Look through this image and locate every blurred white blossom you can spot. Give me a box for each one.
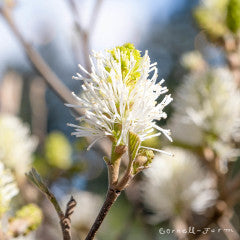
[67,43,172,151]
[181,51,206,72]
[13,234,35,240]
[0,114,38,176]
[142,147,218,222]
[169,68,240,170]
[0,162,19,217]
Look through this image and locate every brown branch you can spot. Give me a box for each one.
[106,159,121,188]
[67,0,103,72]
[68,0,91,72]
[186,191,239,240]
[85,144,131,240]
[85,188,121,240]
[217,215,240,240]
[116,156,134,191]
[171,217,188,240]
[88,0,104,35]
[227,171,240,194]
[85,141,137,240]
[65,196,77,219]
[0,5,111,156]
[0,7,82,117]
[26,169,76,240]
[186,152,239,239]
[109,145,127,187]
[61,196,77,240]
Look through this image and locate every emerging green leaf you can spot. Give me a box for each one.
[128,131,141,162]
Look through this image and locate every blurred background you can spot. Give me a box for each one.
[0,0,240,239]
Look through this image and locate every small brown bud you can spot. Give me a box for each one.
[134,155,148,166]
[115,145,127,155]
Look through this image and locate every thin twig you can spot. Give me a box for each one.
[68,0,91,72]
[67,0,103,72]
[88,0,103,35]
[0,7,81,116]
[217,215,240,240]
[61,196,77,240]
[0,5,111,156]
[85,134,140,239]
[227,171,240,193]
[171,217,188,240]
[108,145,127,187]
[84,147,126,239]
[85,188,121,240]
[26,168,77,240]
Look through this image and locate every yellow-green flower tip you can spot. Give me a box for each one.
[108,43,142,88]
[14,204,42,233]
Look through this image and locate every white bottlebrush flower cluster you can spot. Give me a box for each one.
[0,114,38,176]
[169,68,240,171]
[142,147,218,222]
[67,43,172,151]
[0,162,19,217]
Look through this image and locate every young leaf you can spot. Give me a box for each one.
[128,131,141,162]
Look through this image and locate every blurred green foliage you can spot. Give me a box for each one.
[194,0,240,40]
[45,131,72,170]
[9,203,42,236]
[33,131,87,181]
[226,0,240,33]
[194,0,228,39]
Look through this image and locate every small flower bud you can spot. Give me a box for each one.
[115,145,127,155]
[133,150,155,174]
[134,155,148,166]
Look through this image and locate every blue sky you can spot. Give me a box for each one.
[0,0,186,77]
